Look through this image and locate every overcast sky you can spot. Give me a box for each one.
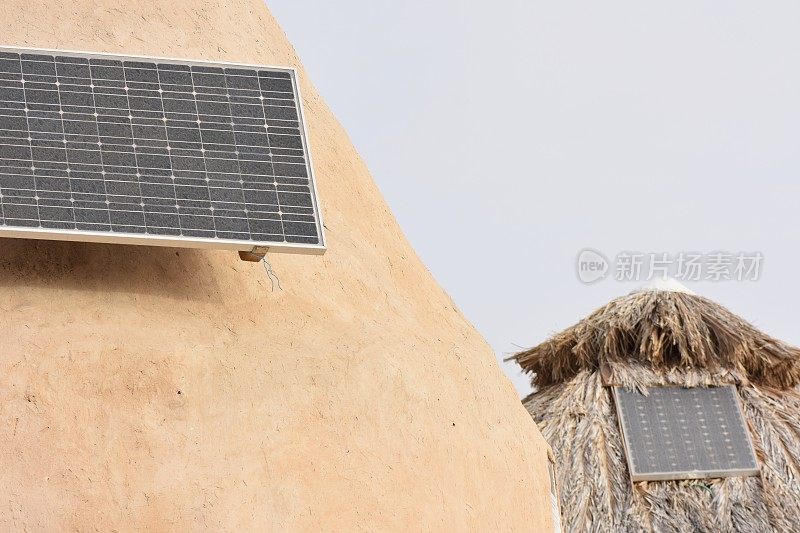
[269,1,800,396]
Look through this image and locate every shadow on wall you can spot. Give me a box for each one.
[0,238,224,302]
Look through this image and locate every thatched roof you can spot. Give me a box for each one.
[513,286,800,390]
[525,370,800,532]
[516,285,800,532]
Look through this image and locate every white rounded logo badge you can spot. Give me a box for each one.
[576,248,609,284]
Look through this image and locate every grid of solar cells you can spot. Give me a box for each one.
[0,50,320,247]
[613,386,759,481]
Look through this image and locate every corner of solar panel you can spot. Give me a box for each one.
[0,47,323,253]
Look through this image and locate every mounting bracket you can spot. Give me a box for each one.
[239,246,269,262]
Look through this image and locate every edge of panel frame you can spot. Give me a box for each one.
[0,224,325,254]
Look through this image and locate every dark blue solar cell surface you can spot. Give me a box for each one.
[0,49,321,248]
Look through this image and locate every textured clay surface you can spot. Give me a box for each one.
[0,1,553,530]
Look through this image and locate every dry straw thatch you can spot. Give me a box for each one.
[513,287,800,532]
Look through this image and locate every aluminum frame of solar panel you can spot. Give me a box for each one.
[612,385,759,482]
[0,46,325,254]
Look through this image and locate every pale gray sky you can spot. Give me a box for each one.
[269,1,800,396]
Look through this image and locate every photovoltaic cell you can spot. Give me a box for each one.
[613,385,759,481]
[0,47,324,253]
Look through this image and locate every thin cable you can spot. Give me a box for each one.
[262,255,282,292]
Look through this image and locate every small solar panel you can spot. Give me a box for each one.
[0,46,324,254]
[612,385,759,481]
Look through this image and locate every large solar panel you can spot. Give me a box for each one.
[0,47,324,254]
[612,385,759,481]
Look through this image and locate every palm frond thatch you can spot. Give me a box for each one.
[516,288,800,532]
[512,290,800,389]
[525,369,800,532]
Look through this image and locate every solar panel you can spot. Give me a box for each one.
[612,385,759,481]
[0,46,324,254]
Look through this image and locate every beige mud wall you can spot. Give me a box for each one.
[0,1,553,530]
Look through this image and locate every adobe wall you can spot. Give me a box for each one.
[0,1,554,530]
